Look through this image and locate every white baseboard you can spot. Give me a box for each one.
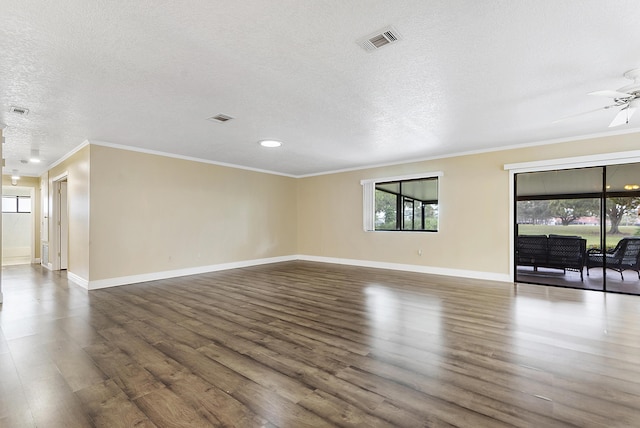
[87,255,298,290]
[67,271,89,289]
[1,258,32,266]
[71,254,509,291]
[296,255,512,283]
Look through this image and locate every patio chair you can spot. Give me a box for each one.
[586,237,640,280]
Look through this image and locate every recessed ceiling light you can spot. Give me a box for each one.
[30,148,41,163]
[259,140,282,148]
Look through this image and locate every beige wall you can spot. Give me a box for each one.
[2,175,41,261]
[88,145,298,281]
[297,132,640,277]
[29,131,638,286]
[48,145,91,280]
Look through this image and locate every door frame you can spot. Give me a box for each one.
[50,172,68,271]
[505,150,640,283]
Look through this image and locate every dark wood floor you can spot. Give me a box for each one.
[2,262,640,427]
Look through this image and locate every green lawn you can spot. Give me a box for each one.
[517,224,640,249]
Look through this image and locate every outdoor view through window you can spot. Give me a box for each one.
[515,163,640,294]
[375,177,438,231]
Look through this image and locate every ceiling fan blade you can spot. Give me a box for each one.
[552,105,616,123]
[588,90,632,99]
[608,107,636,127]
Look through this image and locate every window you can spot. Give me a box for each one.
[2,196,32,213]
[362,172,441,232]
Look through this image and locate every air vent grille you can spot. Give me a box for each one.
[9,106,29,115]
[358,26,402,52]
[208,114,234,123]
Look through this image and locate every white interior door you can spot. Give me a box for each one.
[59,181,68,270]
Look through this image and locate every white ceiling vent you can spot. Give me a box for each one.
[9,106,29,115]
[207,113,234,123]
[358,26,402,52]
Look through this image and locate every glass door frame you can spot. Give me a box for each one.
[506,151,640,295]
[513,166,606,291]
[512,161,640,295]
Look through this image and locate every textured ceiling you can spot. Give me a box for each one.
[2,1,640,178]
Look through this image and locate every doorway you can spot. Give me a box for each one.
[52,175,69,271]
[1,186,34,266]
[514,163,640,294]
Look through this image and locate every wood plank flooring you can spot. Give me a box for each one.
[2,261,640,427]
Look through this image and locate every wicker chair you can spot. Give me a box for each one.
[586,237,640,280]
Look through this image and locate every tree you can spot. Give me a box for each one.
[517,200,550,224]
[375,190,397,229]
[548,199,598,226]
[607,197,640,234]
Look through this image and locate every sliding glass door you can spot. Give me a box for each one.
[515,162,640,294]
[601,163,640,293]
[515,167,604,290]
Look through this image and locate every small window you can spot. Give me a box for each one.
[362,172,441,232]
[2,196,32,213]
